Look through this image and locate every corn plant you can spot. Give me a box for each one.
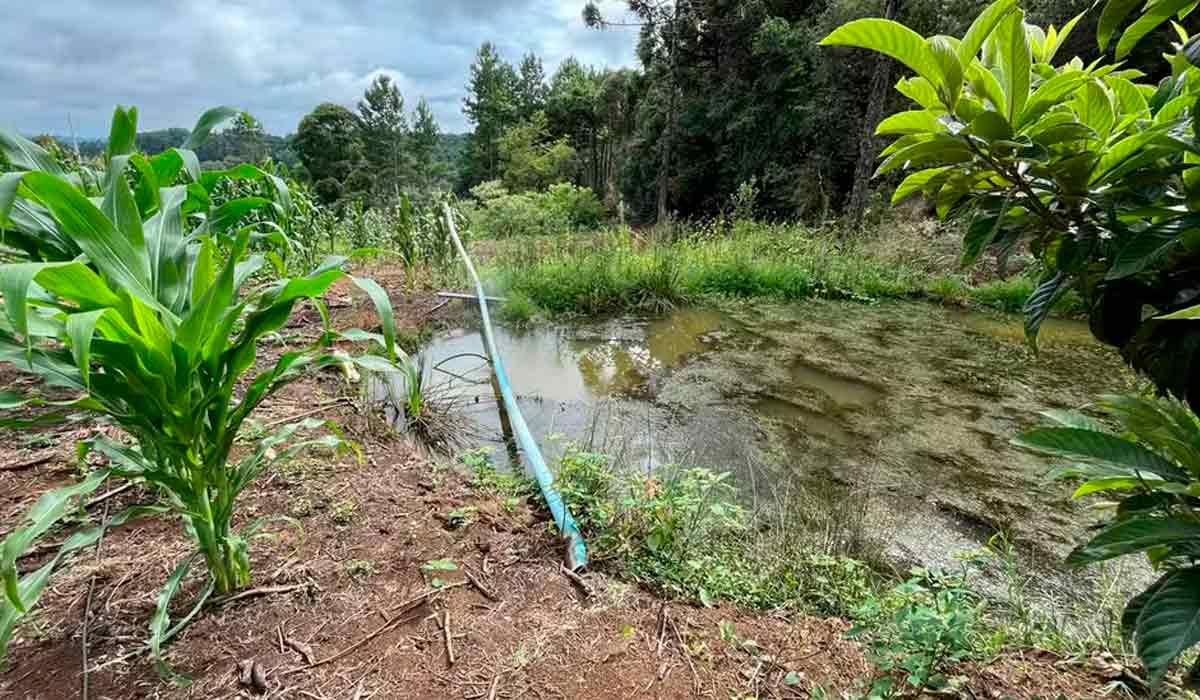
[821,0,1200,409]
[0,106,400,669]
[1016,395,1200,687]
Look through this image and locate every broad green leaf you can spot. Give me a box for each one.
[895,77,944,111]
[935,172,982,218]
[1069,517,1200,565]
[1135,568,1200,686]
[1,469,109,611]
[820,20,946,101]
[190,237,217,308]
[1027,23,1048,63]
[422,559,458,572]
[0,561,55,658]
[182,106,239,150]
[1160,304,1200,319]
[65,309,108,388]
[928,35,963,108]
[1099,0,1143,50]
[149,552,203,680]
[1031,122,1099,146]
[958,0,1018,67]
[1072,476,1162,498]
[996,9,1032,122]
[1106,216,1199,279]
[1116,0,1196,60]
[1015,427,1188,481]
[961,210,1005,266]
[19,172,156,307]
[101,156,147,253]
[34,261,122,309]
[875,136,973,176]
[0,263,43,342]
[876,110,946,136]
[0,172,22,226]
[968,111,1014,141]
[144,186,187,307]
[1022,271,1065,348]
[350,276,396,360]
[1045,12,1086,65]
[1108,77,1150,116]
[209,197,271,234]
[1092,127,1172,185]
[106,106,138,159]
[967,61,1007,112]
[352,354,402,373]
[892,166,953,203]
[1072,80,1116,138]
[0,338,85,390]
[0,128,64,177]
[1020,72,1091,127]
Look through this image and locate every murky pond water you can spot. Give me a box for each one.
[387,299,1146,610]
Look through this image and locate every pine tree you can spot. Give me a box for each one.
[516,53,548,120]
[358,74,410,203]
[411,97,442,195]
[463,42,519,184]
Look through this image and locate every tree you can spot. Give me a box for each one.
[294,103,362,204]
[358,74,410,203]
[463,42,519,185]
[225,112,267,163]
[844,0,902,236]
[585,0,683,223]
[546,58,603,191]
[411,97,443,195]
[497,112,577,191]
[516,53,549,120]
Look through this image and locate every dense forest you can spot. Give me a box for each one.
[450,0,1176,225]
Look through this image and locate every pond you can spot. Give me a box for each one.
[379,299,1146,612]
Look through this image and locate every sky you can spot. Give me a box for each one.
[3,0,639,138]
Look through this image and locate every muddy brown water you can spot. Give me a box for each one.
[377,300,1148,616]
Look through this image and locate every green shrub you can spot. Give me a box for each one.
[850,569,982,697]
[822,0,1200,403]
[1016,394,1200,686]
[545,182,604,229]
[468,180,606,238]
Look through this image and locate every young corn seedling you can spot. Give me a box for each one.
[0,106,401,673]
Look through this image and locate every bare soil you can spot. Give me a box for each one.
[0,265,1128,699]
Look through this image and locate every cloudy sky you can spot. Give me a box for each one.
[3,0,639,138]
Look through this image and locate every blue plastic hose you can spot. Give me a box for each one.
[442,206,588,570]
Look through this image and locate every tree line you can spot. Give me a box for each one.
[457,0,1175,226]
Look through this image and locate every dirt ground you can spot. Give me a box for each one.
[0,265,1131,699]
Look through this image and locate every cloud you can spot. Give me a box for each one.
[2,0,638,138]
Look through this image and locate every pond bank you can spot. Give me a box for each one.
[407,297,1146,633]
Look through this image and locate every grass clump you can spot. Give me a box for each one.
[485,222,937,316]
[482,221,1091,322]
